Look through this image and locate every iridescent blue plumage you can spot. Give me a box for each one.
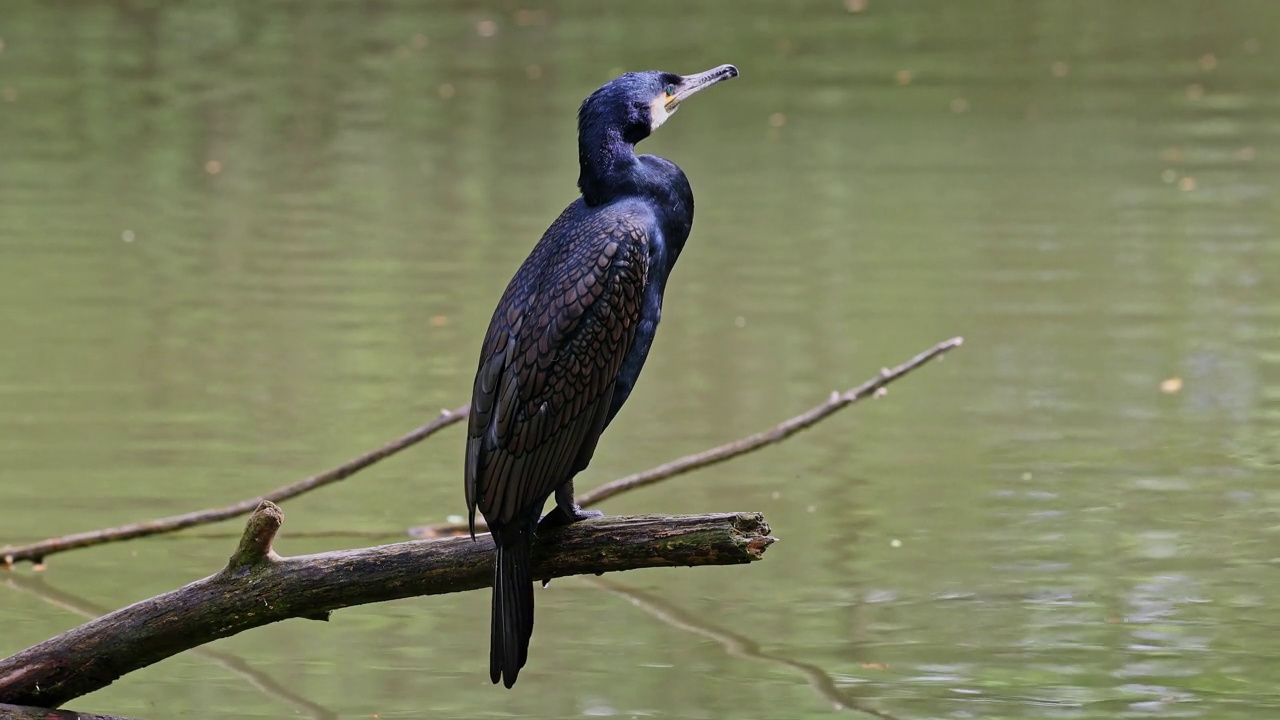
[463,64,738,688]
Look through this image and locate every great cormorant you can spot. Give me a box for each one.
[464,64,739,688]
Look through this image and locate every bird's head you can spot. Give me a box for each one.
[578,64,739,147]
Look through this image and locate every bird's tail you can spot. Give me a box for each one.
[490,530,534,688]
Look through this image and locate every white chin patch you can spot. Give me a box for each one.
[650,96,677,132]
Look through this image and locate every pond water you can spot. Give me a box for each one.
[3,1,1279,718]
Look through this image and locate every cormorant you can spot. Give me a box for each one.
[463,64,739,688]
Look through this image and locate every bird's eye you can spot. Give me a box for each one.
[664,84,676,96]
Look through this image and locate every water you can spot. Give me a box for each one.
[3,1,1279,717]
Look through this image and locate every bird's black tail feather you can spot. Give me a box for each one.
[490,531,534,688]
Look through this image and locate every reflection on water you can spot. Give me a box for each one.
[2,1,1279,718]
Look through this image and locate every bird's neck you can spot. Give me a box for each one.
[577,128,640,206]
[577,128,695,277]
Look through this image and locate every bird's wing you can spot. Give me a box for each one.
[466,210,650,531]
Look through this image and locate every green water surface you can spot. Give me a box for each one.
[2,1,1279,718]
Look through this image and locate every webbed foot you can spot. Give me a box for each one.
[537,505,603,534]
[538,504,603,588]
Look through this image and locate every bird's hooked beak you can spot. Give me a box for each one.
[664,64,739,111]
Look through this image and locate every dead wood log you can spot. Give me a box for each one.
[0,502,774,709]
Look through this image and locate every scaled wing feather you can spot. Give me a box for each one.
[465,207,651,528]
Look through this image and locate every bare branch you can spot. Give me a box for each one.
[3,572,337,720]
[579,336,964,507]
[1,335,962,563]
[410,336,964,537]
[0,502,774,708]
[0,406,468,567]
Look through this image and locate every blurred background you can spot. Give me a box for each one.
[2,1,1278,718]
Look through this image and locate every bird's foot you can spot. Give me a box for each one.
[537,505,603,534]
[538,503,602,587]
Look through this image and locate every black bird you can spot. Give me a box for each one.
[464,64,739,688]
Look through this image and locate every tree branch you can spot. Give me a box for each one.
[1,336,962,566]
[0,502,774,709]
[578,336,963,507]
[410,336,965,537]
[3,572,338,720]
[0,406,467,567]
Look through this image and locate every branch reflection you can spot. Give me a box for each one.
[588,578,902,720]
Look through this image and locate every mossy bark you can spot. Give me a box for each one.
[0,502,774,709]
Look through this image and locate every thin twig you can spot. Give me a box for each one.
[2,335,963,562]
[589,578,903,720]
[162,529,402,541]
[579,336,963,506]
[0,405,468,567]
[410,336,964,537]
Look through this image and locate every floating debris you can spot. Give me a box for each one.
[514,9,548,26]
